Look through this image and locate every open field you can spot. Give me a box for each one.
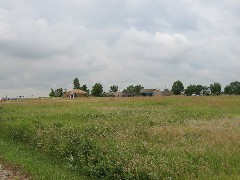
[0,96,240,179]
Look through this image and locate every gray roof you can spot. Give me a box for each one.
[140,89,157,93]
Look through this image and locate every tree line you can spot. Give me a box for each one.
[172,80,240,96]
[49,78,240,97]
[49,78,144,97]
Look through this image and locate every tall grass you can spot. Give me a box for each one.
[0,96,240,179]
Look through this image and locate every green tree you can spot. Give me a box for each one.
[210,82,221,95]
[91,83,103,97]
[134,85,144,95]
[224,81,240,95]
[123,85,144,95]
[55,88,63,97]
[123,85,134,93]
[196,85,204,95]
[202,86,211,96]
[81,84,89,94]
[230,81,240,94]
[172,80,184,95]
[224,85,232,94]
[109,85,118,92]
[184,85,197,96]
[73,78,80,89]
[49,88,55,97]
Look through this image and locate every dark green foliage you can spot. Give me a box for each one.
[195,85,203,95]
[224,81,240,95]
[172,80,184,95]
[49,88,64,97]
[81,84,90,94]
[184,84,204,96]
[73,78,89,93]
[210,82,221,95]
[185,85,197,96]
[224,85,232,94]
[109,85,118,92]
[49,88,55,97]
[202,86,211,96]
[134,85,144,95]
[123,85,134,93]
[230,81,240,94]
[91,83,103,97]
[122,85,144,95]
[73,78,81,89]
[55,88,64,97]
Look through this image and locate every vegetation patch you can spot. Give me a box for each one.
[0,96,240,179]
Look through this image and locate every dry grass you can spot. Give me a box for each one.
[0,96,240,179]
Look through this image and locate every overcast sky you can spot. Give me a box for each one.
[0,0,239,97]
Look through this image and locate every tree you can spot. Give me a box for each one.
[49,88,64,97]
[210,82,221,95]
[224,81,240,95]
[230,81,240,94]
[184,84,204,96]
[172,80,184,95]
[196,85,204,95]
[184,85,197,96]
[109,85,118,92]
[55,88,63,97]
[224,85,232,95]
[49,88,55,97]
[91,83,103,97]
[202,86,211,96]
[122,85,144,95]
[123,85,134,93]
[81,84,89,94]
[73,78,80,89]
[134,85,144,95]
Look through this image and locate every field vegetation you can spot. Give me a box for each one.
[0,96,240,179]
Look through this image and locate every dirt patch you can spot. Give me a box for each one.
[0,159,32,180]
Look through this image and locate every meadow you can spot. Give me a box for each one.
[0,96,240,179]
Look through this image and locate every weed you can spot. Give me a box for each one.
[0,96,240,179]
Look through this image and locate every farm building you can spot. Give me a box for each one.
[140,89,173,96]
[63,89,88,98]
[140,89,156,96]
[107,89,172,97]
[107,92,136,97]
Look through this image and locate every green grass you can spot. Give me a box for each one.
[0,134,90,179]
[0,96,240,179]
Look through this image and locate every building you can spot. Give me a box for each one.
[140,89,156,96]
[107,88,173,98]
[63,89,88,98]
[140,89,173,96]
[107,92,136,97]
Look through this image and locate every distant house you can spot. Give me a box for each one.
[107,92,136,97]
[107,88,172,98]
[140,89,173,96]
[140,89,156,96]
[63,89,88,98]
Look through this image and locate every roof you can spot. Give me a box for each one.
[63,89,87,97]
[140,89,157,93]
[70,89,87,94]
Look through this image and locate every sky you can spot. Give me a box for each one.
[0,0,239,98]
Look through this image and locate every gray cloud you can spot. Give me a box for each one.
[0,0,240,97]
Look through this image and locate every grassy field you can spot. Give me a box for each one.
[0,96,240,179]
